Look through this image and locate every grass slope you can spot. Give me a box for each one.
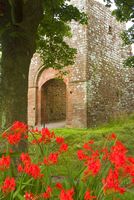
[53,114,134,154]
[50,114,134,199]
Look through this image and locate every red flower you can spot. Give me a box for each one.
[77,150,87,160]
[31,128,55,144]
[59,143,68,152]
[83,143,92,151]
[55,182,63,190]
[132,178,134,183]
[128,157,134,164]
[2,177,16,193]
[88,140,94,144]
[40,128,55,143]
[109,141,127,168]
[48,153,59,164]
[17,164,23,172]
[56,137,64,144]
[2,121,28,145]
[24,163,43,179]
[84,190,96,200]
[7,132,21,145]
[9,148,13,153]
[42,186,52,199]
[24,192,34,200]
[43,157,49,165]
[20,153,43,179]
[85,157,101,176]
[102,168,125,194]
[20,153,31,165]
[0,155,10,171]
[59,188,74,200]
[11,121,27,132]
[124,162,134,177]
[108,133,117,140]
[44,153,59,165]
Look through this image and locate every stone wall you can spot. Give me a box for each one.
[86,0,134,126]
[28,0,134,128]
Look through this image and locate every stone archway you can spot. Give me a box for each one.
[28,59,87,128]
[41,79,66,125]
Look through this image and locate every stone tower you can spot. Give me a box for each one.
[28,0,134,128]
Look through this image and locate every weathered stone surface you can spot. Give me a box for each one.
[28,0,134,128]
[41,79,66,124]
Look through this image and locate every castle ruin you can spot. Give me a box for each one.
[28,0,134,128]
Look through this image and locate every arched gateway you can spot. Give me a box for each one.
[28,64,69,127]
[41,79,66,125]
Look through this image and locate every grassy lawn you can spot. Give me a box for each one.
[52,114,134,173]
[29,114,134,199]
[50,114,134,199]
[53,114,134,153]
[54,114,134,140]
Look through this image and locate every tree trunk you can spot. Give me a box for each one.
[1,46,30,128]
[0,31,34,151]
[0,0,43,128]
[0,0,43,152]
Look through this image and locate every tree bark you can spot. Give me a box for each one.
[0,0,43,132]
[0,27,35,152]
[0,36,32,128]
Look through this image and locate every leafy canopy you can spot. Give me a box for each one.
[0,0,87,70]
[37,1,87,69]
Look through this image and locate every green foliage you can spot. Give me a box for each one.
[0,0,87,70]
[121,25,134,46]
[124,56,134,67]
[104,0,133,22]
[37,0,87,69]
[104,0,134,67]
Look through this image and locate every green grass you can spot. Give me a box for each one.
[53,113,134,155]
[49,114,134,199]
[30,114,134,177]
[29,114,134,199]
[44,114,134,176]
